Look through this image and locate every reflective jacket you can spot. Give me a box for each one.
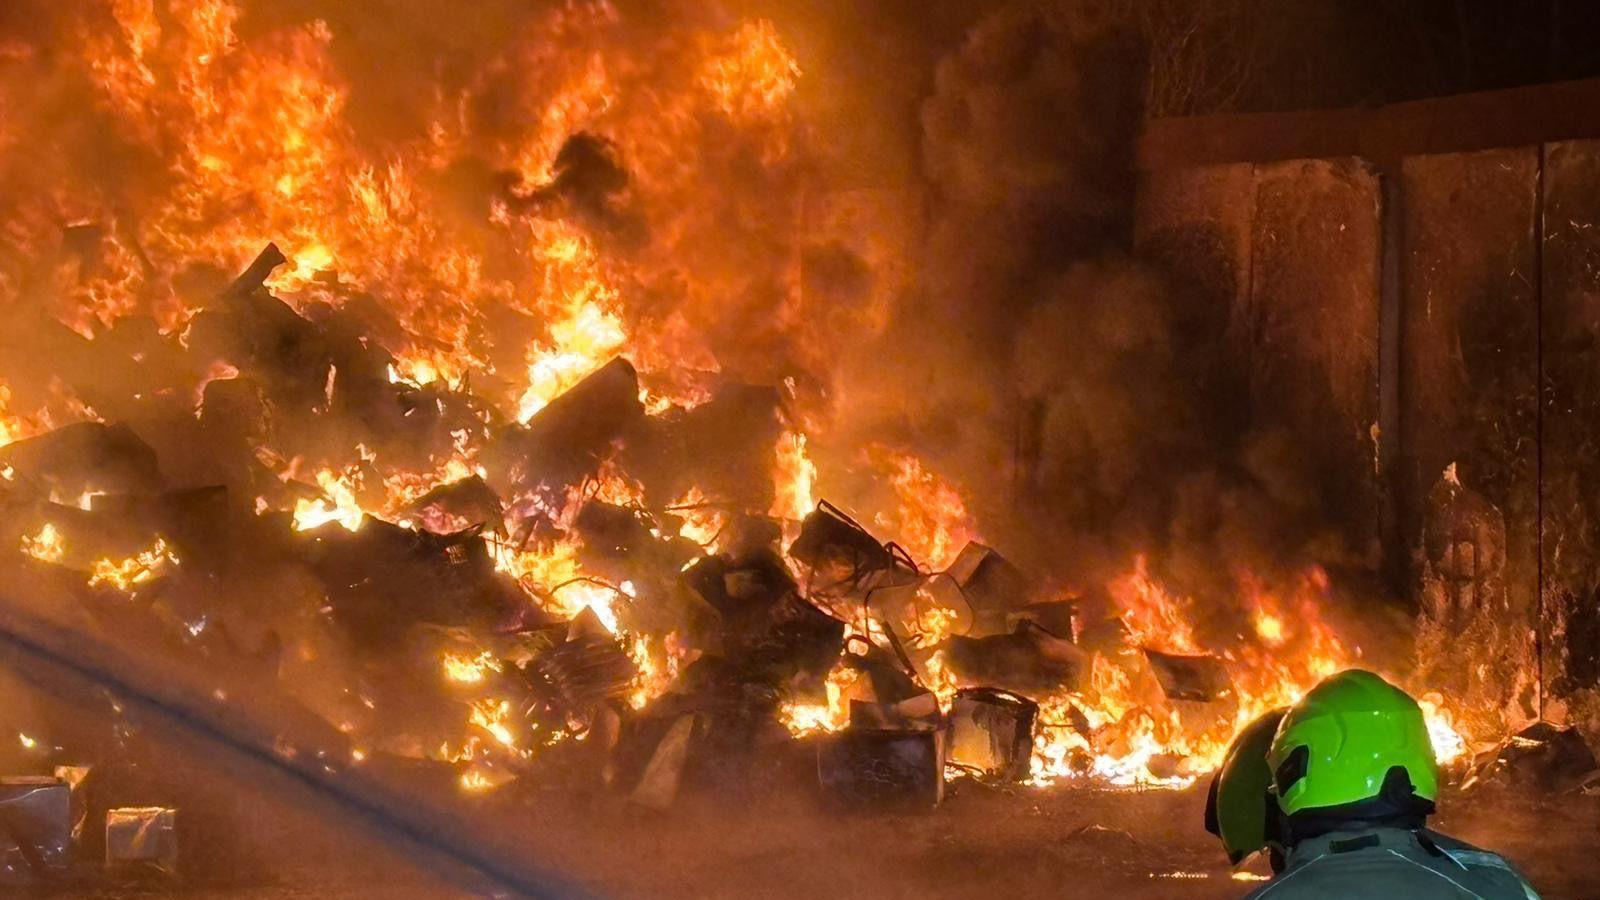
[1242,827,1540,900]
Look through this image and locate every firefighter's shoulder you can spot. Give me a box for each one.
[1421,830,1542,900]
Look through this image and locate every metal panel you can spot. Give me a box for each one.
[1401,147,1541,726]
[1247,158,1383,555]
[1541,141,1600,701]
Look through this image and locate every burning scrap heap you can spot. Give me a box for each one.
[0,247,1475,849]
[0,0,1554,888]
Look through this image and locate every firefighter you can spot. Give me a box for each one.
[1239,669,1540,899]
[1204,706,1289,872]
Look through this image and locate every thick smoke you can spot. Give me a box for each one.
[833,3,1162,562]
[817,1,1378,634]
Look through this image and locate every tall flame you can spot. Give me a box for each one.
[0,0,1479,796]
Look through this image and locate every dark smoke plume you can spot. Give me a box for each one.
[815,1,1375,633]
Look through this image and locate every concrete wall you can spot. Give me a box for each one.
[1136,135,1600,713]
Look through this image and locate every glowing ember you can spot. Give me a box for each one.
[627,631,691,711]
[493,536,624,632]
[20,524,66,565]
[779,662,860,736]
[0,384,23,449]
[442,651,502,685]
[384,453,489,522]
[88,538,179,591]
[293,467,366,532]
[469,699,517,750]
[0,381,80,451]
[671,486,727,549]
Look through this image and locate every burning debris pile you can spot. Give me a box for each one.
[0,0,1564,890]
[0,244,1485,885]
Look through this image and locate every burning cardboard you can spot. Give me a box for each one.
[1005,600,1075,640]
[573,501,698,584]
[519,608,638,715]
[188,245,341,413]
[622,383,784,509]
[301,517,522,647]
[574,502,658,561]
[0,422,163,498]
[406,476,504,534]
[682,550,795,629]
[489,358,644,492]
[752,594,847,691]
[222,242,288,300]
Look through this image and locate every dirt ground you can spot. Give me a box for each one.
[32,780,1595,899]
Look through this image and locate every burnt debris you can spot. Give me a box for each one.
[0,232,1527,897]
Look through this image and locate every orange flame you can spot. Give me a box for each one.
[88,538,178,591]
[0,0,1479,793]
[700,20,802,121]
[20,524,66,565]
[770,431,817,524]
[869,447,978,571]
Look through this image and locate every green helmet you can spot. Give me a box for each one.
[1269,669,1438,820]
[1205,707,1287,865]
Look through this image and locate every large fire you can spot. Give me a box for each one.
[0,0,1473,810]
